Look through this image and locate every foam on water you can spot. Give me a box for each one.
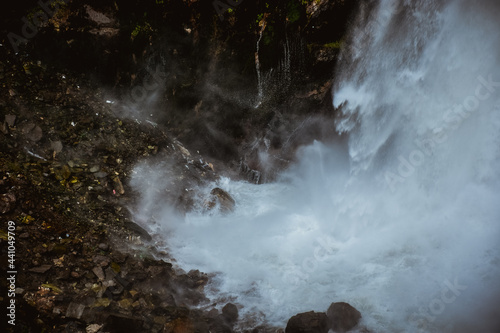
[132,0,500,331]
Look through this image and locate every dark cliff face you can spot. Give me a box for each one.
[2,1,359,179]
[2,1,358,83]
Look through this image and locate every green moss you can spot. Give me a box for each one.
[323,40,343,49]
[256,13,264,24]
[131,22,153,39]
[286,0,301,24]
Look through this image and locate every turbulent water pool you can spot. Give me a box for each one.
[133,1,500,332]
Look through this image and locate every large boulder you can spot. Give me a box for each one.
[285,311,329,333]
[326,302,361,332]
[205,188,236,213]
[222,303,239,324]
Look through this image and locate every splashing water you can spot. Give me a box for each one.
[133,1,500,331]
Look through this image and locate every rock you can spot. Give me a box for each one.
[51,140,63,153]
[207,308,219,318]
[93,255,111,267]
[285,311,329,333]
[93,266,106,281]
[28,264,53,273]
[206,188,236,213]
[25,288,57,315]
[102,314,145,333]
[209,318,232,333]
[124,221,152,241]
[0,193,16,214]
[326,302,361,332]
[222,303,239,323]
[0,121,8,134]
[163,317,195,333]
[66,302,86,319]
[176,143,191,157]
[112,176,125,195]
[98,243,109,251]
[118,298,133,310]
[86,324,103,333]
[94,171,108,178]
[21,122,43,142]
[5,114,16,126]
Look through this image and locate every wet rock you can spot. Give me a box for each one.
[208,318,232,333]
[0,192,16,214]
[207,308,219,318]
[124,220,152,241]
[102,314,145,333]
[163,317,195,333]
[93,266,105,281]
[112,176,125,195]
[206,188,236,213]
[222,303,239,324]
[5,114,16,126]
[93,255,111,267]
[24,288,56,315]
[118,298,133,310]
[86,324,103,333]
[66,302,86,319]
[285,311,329,333]
[0,121,8,134]
[54,165,72,181]
[21,122,43,142]
[28,264,53,273]
[51,140,63,153]
[110,251,128,263]
[326,302,361,332]
[94,171,108,178]
[98,243,109,251]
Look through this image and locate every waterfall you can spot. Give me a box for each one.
[254,16,267,108]
[133,1,500,331]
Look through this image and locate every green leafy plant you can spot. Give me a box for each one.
[131,22,153,39]
[324,40,343,49]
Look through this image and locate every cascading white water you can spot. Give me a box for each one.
[254,18,267,108]
[132,1,500,332]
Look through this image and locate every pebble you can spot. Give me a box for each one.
[98,243,109,251]
[5,114,16,126]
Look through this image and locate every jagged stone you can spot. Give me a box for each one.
[124,220,152,241]
[205,188,236,213]
[285,311,329,333]
[102,314,145,333]
[222,303,239,323]
[66,302,86,319]
[326,302,362,332]
[5,114,16,126]
[28,265,53,274]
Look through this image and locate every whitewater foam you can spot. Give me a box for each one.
[132,0,500,331]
